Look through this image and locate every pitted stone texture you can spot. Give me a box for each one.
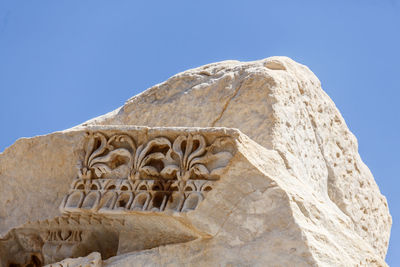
[83,57,391,258]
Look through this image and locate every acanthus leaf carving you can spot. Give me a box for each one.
[161,134,234,182]
[70,130,235,214]
[130,137,171,180]
[79,133,135,179]
[78,132,234,181]
[79,133,176,180]
[162,134,207,181]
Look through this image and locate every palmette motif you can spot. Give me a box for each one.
[78,131,232,182]
[78,133,172,180]
[162,135,233,179]
[62,131,235,213]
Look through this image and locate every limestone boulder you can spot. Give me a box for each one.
[84,56,391,259]
[0,57,391,266]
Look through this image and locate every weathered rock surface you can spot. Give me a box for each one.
[45,252,102,267]
[0,57,391,266]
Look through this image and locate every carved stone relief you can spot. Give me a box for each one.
[0,129,235,266]
[0,211,201,266]
[0,214,122,266]
[60,131,234,214]
[0,57,392,266]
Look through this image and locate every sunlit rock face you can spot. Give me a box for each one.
[0,57,391,266]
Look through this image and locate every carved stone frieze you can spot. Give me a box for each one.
[0,128,236,266]
[78,132,233,181]
[60,131,235,214]
[0,211,201,266]
[61,178,214,213]
[0,214,123,266]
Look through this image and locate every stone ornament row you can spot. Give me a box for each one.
[61,131,234,214]
[60,178,214,213]
[78,132,234,183]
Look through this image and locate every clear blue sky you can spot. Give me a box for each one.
[0,0,399,264]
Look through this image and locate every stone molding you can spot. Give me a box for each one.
[60,129,235,214]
